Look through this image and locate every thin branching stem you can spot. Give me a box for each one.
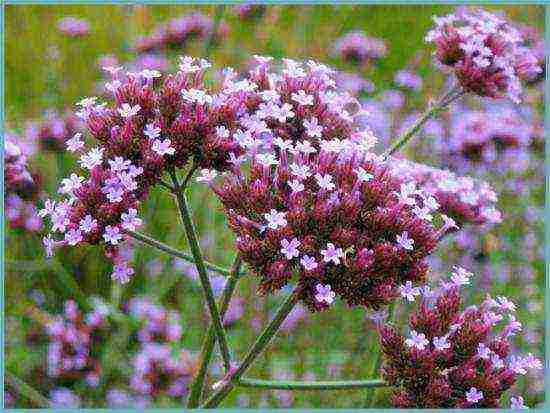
[382,85,463,160]
[201,287,301,408]
[170,171,232,372]
[124,229,232,277]
[238,378,388,390]
[187,255,243,408]
[5,371,50,408]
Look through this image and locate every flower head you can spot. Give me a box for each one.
[379,270,540,408]
[426,8,541,103]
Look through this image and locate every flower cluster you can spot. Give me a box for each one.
[390,159,502,228]
[425,8,541,103]
[332,31,388,65]
[57,17,90,37]
[127,297,183,343]
[441,100,541,175]
[379,271,542,408]
[134,13,229,54]
[216,150,447,312]
[40,57,254,280]
[5,135,43,232]
[130,343,197,400]
[205,57,457,312]
[24,110,84,153]
[50,388,81,408]
[125,297,196,400]
[394,70,423,92]
[45,300,109,387]
[336,72,375,95]
[5,135,39,199]
[232,4,267,20]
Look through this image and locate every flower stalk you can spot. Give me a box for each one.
[124,229,232,277]
[187,255,242,408]
[382,85,463,160]
[201,286,301,408]
[237,378,387,390]
[170,171,232,372]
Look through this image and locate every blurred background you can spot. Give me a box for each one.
[4,4,545,408]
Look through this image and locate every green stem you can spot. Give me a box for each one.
[238,378,387,390]
[201,287,301,408]
[170,172,232,372]
[5,371,50,407]
[382,86,462,160]
[364,303,398,408]
[187,255,242,408]
[124,229,232,277]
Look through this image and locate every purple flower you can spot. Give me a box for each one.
[399,281,420,302]
[300,255,318,271]
[66,133,85,152]
[510,396,528,409]
[314,283,336,305]
[396,231,414,250]
[264,209,287,230]
[103,225,122,245]
[320,243,344,265]
[121,208,142,231]
[465,387,483,404]
[50,388,81,407]
[405,330,429,350]
[432,335,451,351]
[151,138,175,156]
[280,238,301,260]
[57,17,89,37]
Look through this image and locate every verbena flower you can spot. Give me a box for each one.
[390,159,502,228]
[335,72,375,96]
[50,388,81,408]
[394,70,423,92]
[130,342,196,400]
[41,56,253,279]
[332,31,388,65]
[57,17,90,37]
[208,57,457,311]
[4,135,43,232]
[379,272,542,408]
[45,300,108,386]
[127,297,183,344]
[426,8,541,103]
[134,13,229,54]
[24,110,84,153]
[232,4,267,20]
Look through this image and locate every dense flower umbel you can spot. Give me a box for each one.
[130,343,197,400]
[214,145,448,312]
[379,272,542,408]
[332,31,388,65]
[134,13,229,54]
[57,17,90,37]
[390,159,502,228]
[45,300,109,387]
[40,57,255,280]
[425,8,541,103]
